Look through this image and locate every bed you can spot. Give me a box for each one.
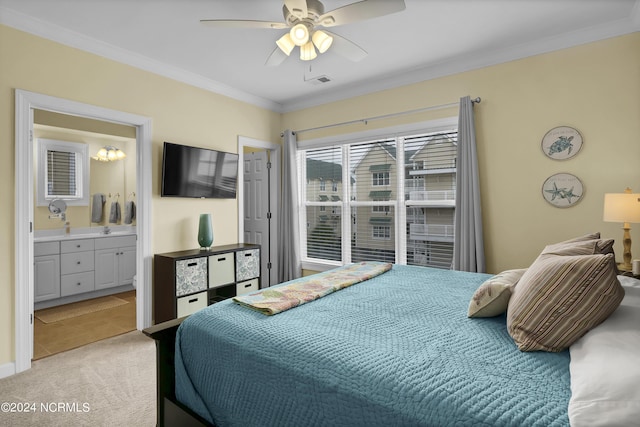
[144,236,640,427]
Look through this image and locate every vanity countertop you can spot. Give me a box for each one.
[34,226,136,242]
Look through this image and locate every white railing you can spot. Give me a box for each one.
[408,190,455,201]
[409,223,454,241]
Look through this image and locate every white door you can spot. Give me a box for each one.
[243,151,272,287]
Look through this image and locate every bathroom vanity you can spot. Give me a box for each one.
[34,228,136,309]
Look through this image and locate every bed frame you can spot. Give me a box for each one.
[143,318,213,427]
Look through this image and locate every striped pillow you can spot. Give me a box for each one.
[507,253,624,352]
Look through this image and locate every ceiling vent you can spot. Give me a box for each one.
[306,75,332,85]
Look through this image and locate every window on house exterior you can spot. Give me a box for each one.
[372,172,390,186]
[332,181,338,192]
[372,225,391,240]
[319,179,326,191]
[299,122,457,269]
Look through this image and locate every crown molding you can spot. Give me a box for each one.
[0,6,285,113]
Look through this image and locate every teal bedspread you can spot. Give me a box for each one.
[175,265,570,426]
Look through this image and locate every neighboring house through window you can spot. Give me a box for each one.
[298,118,458,270]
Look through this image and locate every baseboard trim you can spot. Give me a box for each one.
[0,361,16,379]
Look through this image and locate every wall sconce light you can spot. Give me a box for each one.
[93,146,126,162]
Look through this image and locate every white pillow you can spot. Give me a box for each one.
[568,275,640,426]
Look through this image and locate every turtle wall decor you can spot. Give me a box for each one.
[541,126,583,160]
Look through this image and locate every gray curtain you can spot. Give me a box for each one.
[453,96,486,273]
[278,130,302,282]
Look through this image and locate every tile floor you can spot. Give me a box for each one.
[33,291,136,360]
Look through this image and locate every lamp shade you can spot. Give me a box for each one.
[289,23,309,46]
[312,30,333,53]
[276,33,295,55]
[603,192,640,223]
[300,41,317,61]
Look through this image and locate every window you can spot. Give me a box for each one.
[299,123,457,269]
[372,172,390,186]
[372,225,390,239]
[319,179,326,191]
[332,181,338,192]
[36,138,89,206]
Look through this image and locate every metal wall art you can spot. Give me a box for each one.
[541,126,583,160]
[542,173,584,208]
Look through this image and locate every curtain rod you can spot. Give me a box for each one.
[284,97,481,136]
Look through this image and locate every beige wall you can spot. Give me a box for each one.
[285,33,640,275]
[0,25,281,367]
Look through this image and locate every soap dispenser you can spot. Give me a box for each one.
[65,221,71,235]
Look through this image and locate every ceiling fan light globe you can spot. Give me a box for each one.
[276,33,295,55]
[300,41,317,61]
[312,30,333,53]
[290,23,309,46]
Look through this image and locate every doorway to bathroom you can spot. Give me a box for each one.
[14,89,152,373]
[31,111,139,359]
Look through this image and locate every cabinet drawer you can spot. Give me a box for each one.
[95,235,136,250]
[61,251,95,275]
[209,253,235,288]
[61,239,95,253]
[177,291,208,318]
[236,278,259,296]
[236,249,260,281]
[35,241,59,256]
[175,257,208,296]
[61,271,95,296]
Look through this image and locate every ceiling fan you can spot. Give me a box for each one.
[201,0,406,66]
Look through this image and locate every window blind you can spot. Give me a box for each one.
[47,150,77,197]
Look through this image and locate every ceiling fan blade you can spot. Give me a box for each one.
[325,31,367,62]
[318,0,406,27]
[284,0,308,20]
[265,47,289,67]
[200,19,288,30]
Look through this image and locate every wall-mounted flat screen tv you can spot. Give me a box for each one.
[161,141,238,199]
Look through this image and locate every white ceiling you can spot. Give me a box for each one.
[1,0,639,112]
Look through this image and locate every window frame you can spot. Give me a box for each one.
[297,117,458,272]
[36,138,89,206]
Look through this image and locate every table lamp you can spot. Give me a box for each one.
[603,187,640,271]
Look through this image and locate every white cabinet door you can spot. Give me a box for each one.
[94,248,118,290]
[96,246,136,290]
[34,255,60,302]
[119,246,137,286]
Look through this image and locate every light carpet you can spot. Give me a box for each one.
[0,330,156,426]
[35,296,130,323]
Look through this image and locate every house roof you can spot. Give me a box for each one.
[307,158,343,182]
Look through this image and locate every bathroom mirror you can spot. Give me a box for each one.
[47,199,67,215]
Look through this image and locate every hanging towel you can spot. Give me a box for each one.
[109,201,121,224]
[91,193,106,223]
[124,201,136,225]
